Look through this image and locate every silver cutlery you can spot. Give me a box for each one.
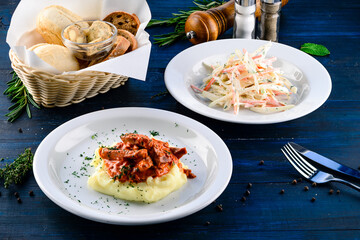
[281,143,360,191]
[288,142,360,181]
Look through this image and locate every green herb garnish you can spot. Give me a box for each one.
[300,43,330,56]
[149,130,160,136]
[0,148,33,188]
[147,0,224,46]
[4,71,40,122]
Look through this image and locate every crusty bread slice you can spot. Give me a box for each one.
[88,36,130,66]
[103,36,130,61]
[117,29,138,52]
[103,11,140,36]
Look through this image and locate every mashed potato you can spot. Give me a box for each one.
[88,148,188,203]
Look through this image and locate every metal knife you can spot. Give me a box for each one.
[289,142,360,181]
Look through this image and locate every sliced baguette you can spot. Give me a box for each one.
[103,36,130,61]
[88,35,131,66]
[103,11,140,36]
[117,29,138,52]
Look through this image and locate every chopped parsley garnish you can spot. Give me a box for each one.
[72,171,80,178]
[149,130,160,136]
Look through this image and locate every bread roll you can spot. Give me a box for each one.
[36,5,89,45]
[29,43,79,72]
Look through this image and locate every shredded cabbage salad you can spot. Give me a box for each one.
[191,43,297,114]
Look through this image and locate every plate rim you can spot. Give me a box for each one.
[33,107,233,225]
[164,39,332,124]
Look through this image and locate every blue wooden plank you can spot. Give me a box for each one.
[0,0,360,238]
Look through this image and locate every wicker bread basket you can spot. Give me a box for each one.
[9,50,128,108]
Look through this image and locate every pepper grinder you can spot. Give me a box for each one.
[233,0,256,39]
[185,0,235,45]
[259,0,282,42]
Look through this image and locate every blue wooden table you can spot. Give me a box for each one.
[1,0,360,239]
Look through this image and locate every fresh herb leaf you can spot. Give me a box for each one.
[300,43,330,56]
[149,130,160,136]
[147,0,224,46]
[0,148,34,188]
[4,71,40,122]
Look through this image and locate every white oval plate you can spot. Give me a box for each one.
[165,39,332,124]
[33,108,232,225]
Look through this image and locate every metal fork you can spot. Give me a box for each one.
[281,143,360,191]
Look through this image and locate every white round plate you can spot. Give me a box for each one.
[33,107,232,225]
[164,39,332,124]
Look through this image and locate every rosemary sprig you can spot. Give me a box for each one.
[148,0,224,46]
[0,148,34,188]
[3,71,40,122]
[151,90,169,99]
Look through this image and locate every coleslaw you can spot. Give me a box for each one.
[191,43,297,114]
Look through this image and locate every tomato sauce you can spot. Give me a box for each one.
[99,133,196,183]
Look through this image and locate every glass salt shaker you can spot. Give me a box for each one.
[259,0,282,42]
[233,0,256,39]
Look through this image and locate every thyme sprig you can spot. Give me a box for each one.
[0,148,34,188]
[147,0,224,46]
[4,71,40,122]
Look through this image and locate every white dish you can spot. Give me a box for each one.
[164,39,332,124]
[33,107,232,225]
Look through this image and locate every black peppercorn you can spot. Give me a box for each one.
[329,189,334,195]
[292,179,297,185]
[280,189,285,194]
[259,160,264,165]
[29,190,34,196]
[241,196,246,202]
[298,178,303,183]
[14,192,19,198]
[304,186,309,191]
[311,197,316,202]
[247,183,252,188]
[312,182,317,187]
[336,190,340,194]
[204,221,211,226]
[17,198,22,203]
[18,128,23,133]
[245,190,250,196]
